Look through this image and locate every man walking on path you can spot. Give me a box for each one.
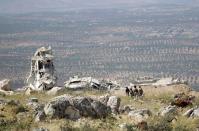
[133,85,139,100]
[125,87,130,96]
[138,86,144,98]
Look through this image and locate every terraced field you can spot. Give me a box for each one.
[0,5,199,89]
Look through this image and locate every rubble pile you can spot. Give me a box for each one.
[64,76,120,90]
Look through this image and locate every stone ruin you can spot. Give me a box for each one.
[27,46,57,91]
[64,76,120,90]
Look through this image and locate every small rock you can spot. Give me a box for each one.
[24,87,35,95]
[0,99,7,106]
[35,111,46,122]
[0,79,11,91]
[27,102,44,112]
[128,109,151,123]
[190,107,199,118]
[120,105,134,114]
[44,95,72,118]
[107,96,121,114]
[183,107,195,117]
[160,105,177,117]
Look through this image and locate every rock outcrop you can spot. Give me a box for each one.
[44,95,111,120]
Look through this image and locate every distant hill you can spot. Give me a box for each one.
[0,0,199,14]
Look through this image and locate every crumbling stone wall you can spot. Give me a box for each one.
[27,46,57,91]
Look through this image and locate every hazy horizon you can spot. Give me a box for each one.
[1,0,199,14]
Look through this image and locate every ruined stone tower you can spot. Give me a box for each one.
[27,46,57,91]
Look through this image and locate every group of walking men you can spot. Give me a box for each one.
[125,85,144,99]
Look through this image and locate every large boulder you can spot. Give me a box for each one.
[73,97,111,118]
[0,79,11,91]
[128,109,151,123]
[64,105,80,120]
[91,100,111,118]
[107,96,121,114]
[44,95,111,120]
[73,97,96,117]
[44,95,72,119]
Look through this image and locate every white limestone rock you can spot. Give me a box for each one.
[107,96,121,114]
[27,46,57,91]
[128,109,151,123]
[0,79,11,91]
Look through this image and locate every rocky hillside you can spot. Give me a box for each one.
[0,83,199,131]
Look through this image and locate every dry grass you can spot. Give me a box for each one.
[0,84,198,131]
[172,116,199,131]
